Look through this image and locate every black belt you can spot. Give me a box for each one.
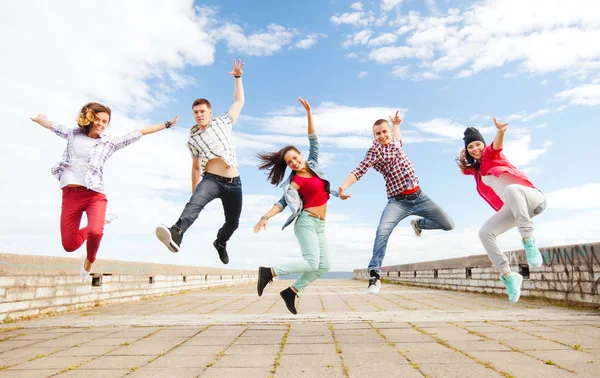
[391,188,422,201]
[203,172,240,183]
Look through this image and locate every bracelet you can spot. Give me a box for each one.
[261,215,269,220]
[164,120,172,129]
[234,75,241,78]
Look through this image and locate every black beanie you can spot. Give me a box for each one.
[463,127,485,149]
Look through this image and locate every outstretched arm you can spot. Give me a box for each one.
[253,205,283,233]
[298,98,315,135]
[389,110,402,139]
[139,115,179,136]
[30,114,56,129]
[492,117,507,150]
[338,173,357,200]
[227,59,245,123]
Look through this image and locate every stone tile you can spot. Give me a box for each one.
[282,343,337,355]
[199,367,272,377]
[419,363,504,378]
[61,369,129,378]
[278,354,341,367]
[275,366,346,377]
[166,345,224,356]
[83,355,150,369]
[6,356,88,370]
[128,367,205,378]
[146,355,214,368]
[225,344,280,355]
[342,351,409,366]
[51,345,115,357]
[212,354,276,368]
[347,365,423,378]
[0,370,60,378]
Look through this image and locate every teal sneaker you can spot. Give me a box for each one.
[522,238,543,267]
[500,272,523,303]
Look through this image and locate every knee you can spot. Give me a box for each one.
[87,230,103,241]
[62,241,79,252]
[319,261,331,274]
[478,226,492,241]
[306,258,320,272]
[505,185,520,199]
[443,219,455,231]
[228,219,240,230]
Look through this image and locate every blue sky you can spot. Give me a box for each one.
[1,0,599,272]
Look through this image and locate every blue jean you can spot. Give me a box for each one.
[368,191,454,275]
[273,212,330,294]
[175,173,242,246]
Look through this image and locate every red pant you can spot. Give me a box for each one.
[60,187,107,263]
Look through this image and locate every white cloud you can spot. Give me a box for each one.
[291,33,327,50]
[351,2,364,11]
[367,32,399,47]
[342,30,373,48]
[392,65,410,78]
[358,71,368,79]
[504,105,566,122]
[412,118,467,139]
[545,183,600,210]
[541,79,549,85]
[555,84,600,106]
[331,11,375,27]
[381,0,403,12]
[216,23,298,56]
[425,0,440,15]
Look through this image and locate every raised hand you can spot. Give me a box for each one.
[253,218,268,233]
[228,59,244,77]
[30,114,48,124]
[493,117,508,132]
[389,110,402,126]
[298,97,311,112]
[169,115,179,127]
[338,186,352,200]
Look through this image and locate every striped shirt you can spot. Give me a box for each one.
[351,137,419,198]
[187,113,238,170]
[50,124,142,192]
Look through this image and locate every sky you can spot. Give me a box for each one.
[1,0,599,273]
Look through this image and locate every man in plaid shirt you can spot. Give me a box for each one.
[156,60,245,265]
[338,112,454,294]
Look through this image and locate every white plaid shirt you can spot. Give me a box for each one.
[351,137,419,198]
[50,124,142,192]
[187,113,238,170]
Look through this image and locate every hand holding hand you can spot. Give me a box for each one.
[338,186,351,200]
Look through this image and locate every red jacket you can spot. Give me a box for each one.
[463,144,535,211]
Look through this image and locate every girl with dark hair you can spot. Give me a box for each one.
[254,98,341,315]
[459,118,546,303]
[30,102,178,280]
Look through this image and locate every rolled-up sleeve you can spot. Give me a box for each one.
[350,147,378,180]
[111,130,143,152]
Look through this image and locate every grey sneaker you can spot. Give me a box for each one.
[410,219,422,237]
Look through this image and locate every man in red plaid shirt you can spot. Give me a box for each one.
[338,112,454,294]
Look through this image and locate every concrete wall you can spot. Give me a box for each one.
[354,242,600,305]
[0,253,257,322]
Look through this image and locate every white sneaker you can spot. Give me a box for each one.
[410,219,422,237]
[366,277,381,294]
[80,253,90,281]
[105,213,118,225]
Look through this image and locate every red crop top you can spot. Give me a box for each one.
[291,174,330,209]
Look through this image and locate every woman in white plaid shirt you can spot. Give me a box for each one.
[30,102,178,281]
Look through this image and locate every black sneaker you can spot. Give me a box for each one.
[257,267,273,296]
[280,287,298,315]
[213,240,229,264]
[155,224,182,253]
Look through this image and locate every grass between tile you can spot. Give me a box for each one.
[270,324,291,376]
[328,323,349,378]
[369,323,429,377]
[409,322,515,378]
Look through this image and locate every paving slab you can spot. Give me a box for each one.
[0,279,598,377]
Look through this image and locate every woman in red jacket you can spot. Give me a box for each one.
[458,118,546,303]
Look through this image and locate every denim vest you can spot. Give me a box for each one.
[274,134,339,230]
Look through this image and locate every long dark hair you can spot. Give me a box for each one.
[257,146,299,186]
[456,143,486,171]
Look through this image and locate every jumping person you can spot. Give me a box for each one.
[156,60,245,264]
[254,98,340,315]
[30,103,178,280]
[459,119,546,303]
[338,112,454,294]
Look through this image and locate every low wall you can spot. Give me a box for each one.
[354,242,600,305]
[0,253,257,322]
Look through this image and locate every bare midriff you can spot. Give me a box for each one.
[205,157,239,178]
[304,203,327,220]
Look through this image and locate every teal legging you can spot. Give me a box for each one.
[273,212,330,294]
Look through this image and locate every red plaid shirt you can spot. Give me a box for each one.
[351,137,419,197]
